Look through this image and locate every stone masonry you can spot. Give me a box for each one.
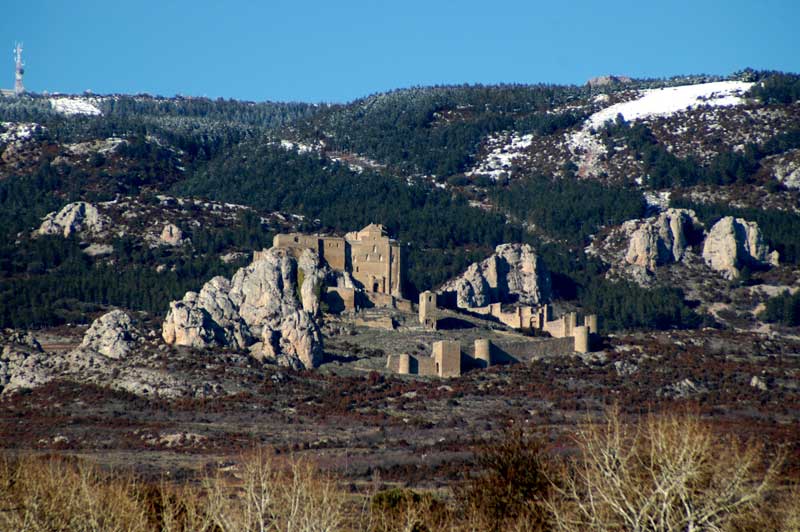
[270,223,403,299]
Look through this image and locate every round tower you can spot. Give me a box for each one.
[565,312,577,337]
[574,325,589,353]
[474,338,491,368]
[397,353,411,375]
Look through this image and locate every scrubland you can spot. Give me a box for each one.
[2,408,797,532]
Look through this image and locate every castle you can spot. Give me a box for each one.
[267,224,602,379]
[266,223,407,310]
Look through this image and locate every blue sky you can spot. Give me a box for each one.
[2,0,798,103]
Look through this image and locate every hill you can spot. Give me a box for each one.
[1,72,799,497]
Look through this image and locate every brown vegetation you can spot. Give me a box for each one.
[549,407,787,532]
[0,409,800,532]
[1,408,797,531]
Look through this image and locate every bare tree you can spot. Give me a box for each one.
[549,407,781,532]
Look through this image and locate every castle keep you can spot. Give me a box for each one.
[270,223,403,299]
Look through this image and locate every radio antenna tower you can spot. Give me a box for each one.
[13,42,24,96]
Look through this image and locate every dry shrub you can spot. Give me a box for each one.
[143,481,221,532]
[369,487,451,532]
[454,426,551,532]
[165,448,347,532]
[0,450,347,532]
[0,454,150,531]
[779,485,800,532]
[549,407,783,532]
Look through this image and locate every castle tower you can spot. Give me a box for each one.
[13,42,24,96]
[474,338,491,368]
[574,325,589,353]
[419,290,437,328]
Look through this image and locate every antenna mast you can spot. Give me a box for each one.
[13,42,24,96]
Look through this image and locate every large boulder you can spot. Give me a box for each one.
[162,248,323,369]
[702,217,779,279]
[162,293,221,349]
[159,223,184,245]
[162,277,251,350]
[37,201,109,238]
[625,209,702,271]
[452,263,492,308]
[230,249,300,329]
[0,348,53,394]
[1,330,51,394]
[80,310,141,359]
[298,249,325,316]
[261,310,324,370]
[439,243,551,309]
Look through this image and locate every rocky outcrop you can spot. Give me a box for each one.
[0,328,238,399]
[261,310,323,370]
[702,217,779,279]
[162,277,250,350]
[79,310,141,359]
[37,201,109,238]
[298,249,325,316]
[585,208,706,286]
[439,243,551,309]
[162,248,324,369]
[1,330,48,394]
[3,330,42,352]
[229,252,300,328]
[587,75,632,87]
[770,150,800,190]
[625,209,702,271]
[159,223,184,245]
[0,348,52,394]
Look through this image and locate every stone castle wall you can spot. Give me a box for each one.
[388,335,579,378]
[271,224,404,302]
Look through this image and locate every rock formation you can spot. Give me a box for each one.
[298,249,325,316]
[162,247,324,369]
[37,201,109,238]
[261,310,323,370]
[624,209,702,271]
[771,151,800,190]
[702,217,779,279]
[439,243,551,309]
[159,223,184,245]
[162,277,251,350]
[587,75,632,87]
[1,330,48,394]
[79,310,141,359]
[229,252,300,327]
[0,326,231,399]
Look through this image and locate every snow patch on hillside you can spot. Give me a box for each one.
[569,81,753,177]
[279,139,316,153]
[276,139,385,174]
[50,97,102,116]
[467,132,534,180]
[643,191,671,214]
[0,122,40,144]
[586,81,753,129]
